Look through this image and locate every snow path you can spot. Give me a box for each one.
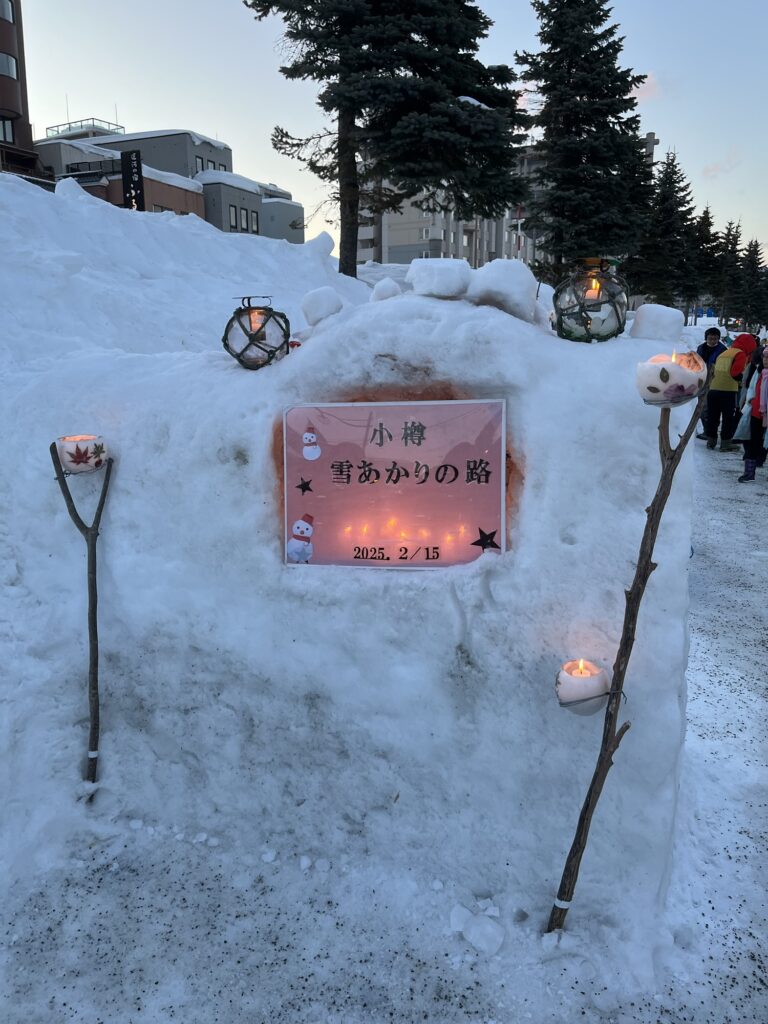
[651,441,767,1022]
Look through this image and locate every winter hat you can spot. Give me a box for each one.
[300,513,314,526]
[732,333,758,355]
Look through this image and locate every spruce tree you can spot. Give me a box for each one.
[738,239,764,330]
[516,0,651,272]
[628,152,694,307]
[243,1,526,277]
[712,221,743,326]
[689,206,719,319]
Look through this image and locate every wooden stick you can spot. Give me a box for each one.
[545,381,710,933]
[50,444,114,786]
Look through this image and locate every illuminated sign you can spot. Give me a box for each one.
[283,400,505,568]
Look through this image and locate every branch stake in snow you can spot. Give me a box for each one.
[49,439,114,789]
[552,258,628,342]
[222,296,292,370]
[546,370,711,933]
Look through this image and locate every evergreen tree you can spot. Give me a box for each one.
[628,151,694,306]
[738,239,764,330]
[712,221,743,325]
[689,206,719,317]
[516,0,651,272]
[244,1,526,277]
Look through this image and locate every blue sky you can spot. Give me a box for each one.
[22,0,765,254]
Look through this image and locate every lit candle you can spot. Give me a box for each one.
[556,658,610,716]
[636,350,706,408]
[56,435,108,474]
[584,277,601,301]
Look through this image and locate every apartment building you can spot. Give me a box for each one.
[0,0,49,182]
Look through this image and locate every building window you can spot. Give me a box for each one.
[0,52,18,79]
[219,163,226,172]
[240,208,248,232]
[0,118,13,143]
[421,251,430,258]
[229,205,237,230]
[419,227,429,240]
[250,210,259,234]
[152,204,172,213]
[195,156,204,173]
[207,159,215,170]
[0,1,14,24]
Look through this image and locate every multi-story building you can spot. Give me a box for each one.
[35,121,304,243]
[357,134,659,269]
[0,0,49,182]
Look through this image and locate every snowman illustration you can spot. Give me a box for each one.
[302,424,322,462]
[286,513,315,563]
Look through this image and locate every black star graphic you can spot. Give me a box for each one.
[296,478,313,494]
[471,527,500,551]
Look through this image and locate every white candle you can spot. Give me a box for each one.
[636,351,706,408]
[556,658,610,716]
[56,435,108,474]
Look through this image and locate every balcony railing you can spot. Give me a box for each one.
[46,119,125,139]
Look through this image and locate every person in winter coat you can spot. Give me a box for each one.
[738,344,768,482]
[701,333,758,451]
[696,327,727,366]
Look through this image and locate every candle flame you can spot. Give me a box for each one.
[578,658,585,673]
[671,350,677,363]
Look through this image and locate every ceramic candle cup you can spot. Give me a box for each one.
[56,435,107,474]
[636,351,707,408]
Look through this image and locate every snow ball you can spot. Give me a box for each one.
[300,856,313,871]
[193,832,208,843]
[629,303,685,345]
[450,904,474,933]
[206,837,220,847]
[174,833,185,841]
[129,818,143,830]
[303,231,335,258]
[405,258,472,299]
[462,913,505,955]
[315,857,331,873]
[301,286,343,326]
[466,259,538,323]
[370,277,402,302]
[431,879,444,891]
[261,848,277,863]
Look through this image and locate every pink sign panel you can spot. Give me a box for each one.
[283,401,505,568]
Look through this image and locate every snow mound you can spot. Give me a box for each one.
[466,259,538,323]
[630,303,685,345]
[405,257,472,298]
[301,286,344,326]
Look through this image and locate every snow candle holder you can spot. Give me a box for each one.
[556,659,610,716]
[552,258,628,343]
[222,295,291,370]
[635,351,707,408]
[56,435,108,475]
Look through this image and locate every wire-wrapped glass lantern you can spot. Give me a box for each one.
[222,295,291,370]
[553,258,629,343]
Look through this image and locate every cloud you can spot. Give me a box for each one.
[703,148,742,179]
[632,73,661,102]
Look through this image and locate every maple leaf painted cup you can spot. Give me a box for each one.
[636,351,707,408]
[56,435,108,474]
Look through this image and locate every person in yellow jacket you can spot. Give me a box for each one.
[701,333,758,450]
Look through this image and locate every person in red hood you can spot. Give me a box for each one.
[701,333,758,451]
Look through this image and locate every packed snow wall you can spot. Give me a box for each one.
[1,175,692,962]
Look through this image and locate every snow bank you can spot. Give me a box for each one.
[1,174,696,1018]
[405,257,472,298]
[630,303,685,345]
[466,258,538,323]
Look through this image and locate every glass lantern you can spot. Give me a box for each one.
[222,296,291,370]
[552,258,629,343]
